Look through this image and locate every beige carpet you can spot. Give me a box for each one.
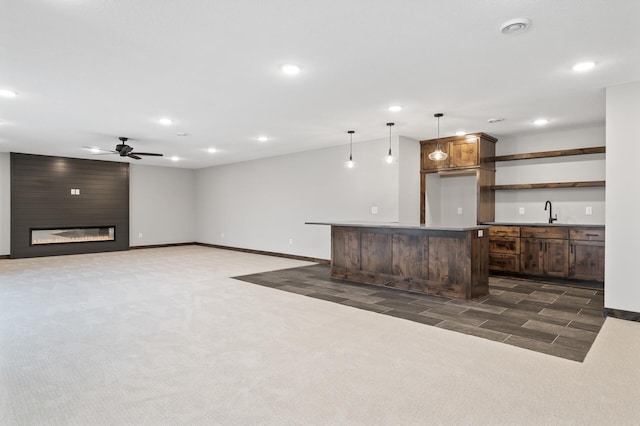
[1,246,639,425]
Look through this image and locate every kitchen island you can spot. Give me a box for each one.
[307,222,490,299]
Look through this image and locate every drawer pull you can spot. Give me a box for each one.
[586,233,599,237]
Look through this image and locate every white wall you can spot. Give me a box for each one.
[129,164,196,246]
[195,137,403,260]
[398,136,421,223]
[605,81,640,314]
[0,153,10,255]
[424,173,478,227]
[495,126,606,224]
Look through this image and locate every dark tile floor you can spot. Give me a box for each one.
[234,264,605,362]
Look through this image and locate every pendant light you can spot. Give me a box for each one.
[428,113,448,161]
[344,130,355,168]
[384,122,396,164]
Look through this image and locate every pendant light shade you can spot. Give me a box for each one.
[384,122,396,164]
[344,130,355,168]
[428,113,448,161]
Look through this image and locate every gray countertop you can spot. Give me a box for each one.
[306,221,490,231]
[482,222,604,228]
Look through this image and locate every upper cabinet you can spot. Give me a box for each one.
[420,133,498,173]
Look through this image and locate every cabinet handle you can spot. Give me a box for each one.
[540,242,542,251]
[586,233,599,237]
[570,244,573,254]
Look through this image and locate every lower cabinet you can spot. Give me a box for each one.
[520,238,569,278]
[490,225,604,283]
[569,228,605,281]
[489,226,520,273]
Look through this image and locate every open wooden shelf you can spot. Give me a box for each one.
[491,181,606,190]
[488,146,605,162]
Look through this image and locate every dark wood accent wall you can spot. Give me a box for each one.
[330,225,489,299]
[10,153,129,258]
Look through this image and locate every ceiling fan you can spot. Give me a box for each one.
[86,137,164,160]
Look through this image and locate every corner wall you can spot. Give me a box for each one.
[605,81,640,314]
[129,164,196,246]
[195,137,407,260]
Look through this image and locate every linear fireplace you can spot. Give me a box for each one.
[31,226,115,246]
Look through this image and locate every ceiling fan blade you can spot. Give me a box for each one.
[127,154,142,160]
[132,152,163,156]
[83,146,117,154]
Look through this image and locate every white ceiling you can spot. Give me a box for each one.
[1,0,639,169]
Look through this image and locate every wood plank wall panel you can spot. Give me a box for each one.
[329,225,489,299]
[10,153,130,258]
[360,231,392,274]
[331,227,360,269]
[470,233,489,298]
[391,234,425,278]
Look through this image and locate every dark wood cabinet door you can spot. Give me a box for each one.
[520,238,544,275]
[421,141,449,171]
[448,140,478,168]
[569,241,605,281]
[543,239,569,278]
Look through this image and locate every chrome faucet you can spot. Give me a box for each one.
[544,200,558,224]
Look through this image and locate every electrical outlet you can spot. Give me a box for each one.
[371,206,378,215]
[457,207,462,214]
[221,232,224,239]
[519,207,525,215]
[138,233,142,238]
[289,238,293,245]
[586,206,593,215]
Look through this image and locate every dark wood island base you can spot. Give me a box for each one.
[308,223,490,300]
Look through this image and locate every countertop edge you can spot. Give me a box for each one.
[482,222,605,228]
[305,221,491,231]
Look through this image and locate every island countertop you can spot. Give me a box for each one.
[306,221,490,232]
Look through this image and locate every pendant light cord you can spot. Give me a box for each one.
[387,122,394,155]
[348,130,354,160]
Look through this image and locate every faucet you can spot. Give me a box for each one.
[544,200,558,224]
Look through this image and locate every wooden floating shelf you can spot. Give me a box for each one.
[491,181,606,190]
[488,146,605,162]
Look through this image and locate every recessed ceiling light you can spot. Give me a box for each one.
[500,18,531,35]
[455,131,466,136]
[572,61,596,72]
[207,147,217,154]
[281,64,301,75]
[158,118,173,126]
[487,118,505,123]
[170,156,179,161]
[0,89,17,98]
[534,118,549,126]
[257,135,269,142]
[388,105,402,112]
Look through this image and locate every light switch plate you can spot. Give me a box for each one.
[586,206,593,215]
[519,207,525,215]
[371,206,378,214]
[457,207,462,214]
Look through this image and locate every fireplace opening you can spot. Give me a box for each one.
[31,226,115,245]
